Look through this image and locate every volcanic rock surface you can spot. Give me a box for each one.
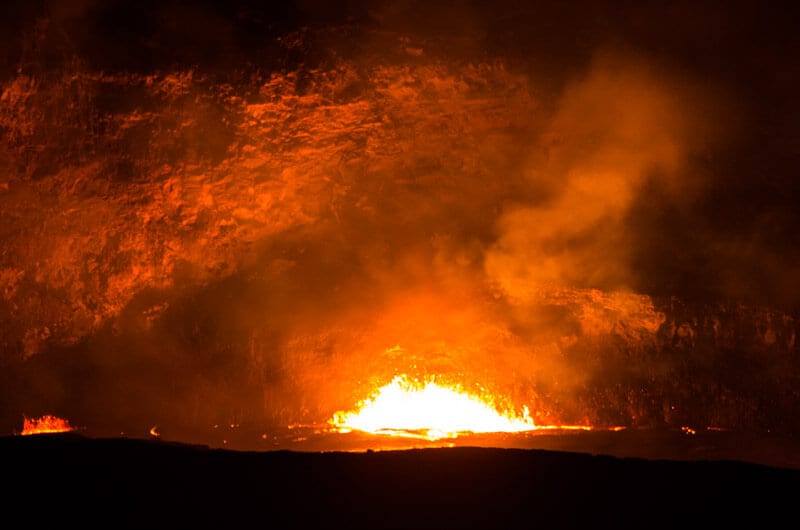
[3,433,797,529]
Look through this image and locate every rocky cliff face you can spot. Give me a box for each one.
[2,2,799,441]
[556,292,800,432]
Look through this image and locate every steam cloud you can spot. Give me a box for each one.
[487,49,717,295]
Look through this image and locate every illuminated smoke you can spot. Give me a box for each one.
[486,49,724,297]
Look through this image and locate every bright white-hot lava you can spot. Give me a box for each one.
[20,415,74,435]
[330,375,543,440]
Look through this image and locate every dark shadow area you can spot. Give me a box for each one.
[2,434,796,528]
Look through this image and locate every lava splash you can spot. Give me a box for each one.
[331,375,572,441]
[20,415,74,436]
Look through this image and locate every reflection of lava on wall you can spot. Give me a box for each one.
[1,1,799,469]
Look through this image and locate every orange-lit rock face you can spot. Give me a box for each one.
[1,4,799,447]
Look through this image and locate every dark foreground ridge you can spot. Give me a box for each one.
[3,433,796,528]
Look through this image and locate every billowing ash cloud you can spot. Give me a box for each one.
[1,1,799,445]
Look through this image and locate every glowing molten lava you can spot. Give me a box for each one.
[331,375,547,441]
[21,415,74,435]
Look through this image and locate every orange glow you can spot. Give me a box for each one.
[331,375,591,441]
[21,415,73,435]
[149,425,160,437]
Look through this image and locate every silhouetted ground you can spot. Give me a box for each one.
[3,433,796,528]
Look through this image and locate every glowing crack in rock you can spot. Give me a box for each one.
[331,375,565,441]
